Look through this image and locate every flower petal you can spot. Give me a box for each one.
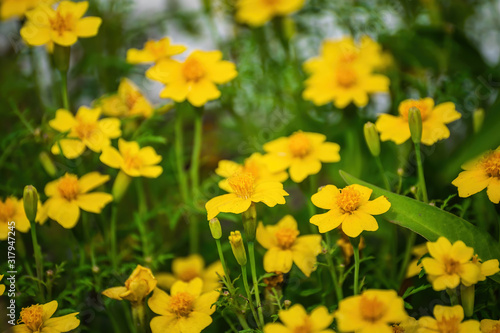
[263,247,293,274]
[47,198,80,228]
[43,313,80,331]
[75,16,102,37]
[311,185,339,210]
[148,288,172,316]
[452,169,490,198]
[76,193,113,213]
[193,290,219,315]
[78,172,110,193]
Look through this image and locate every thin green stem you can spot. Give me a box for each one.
[222,313,239,333]
[216,239,235,293]
[241,265,260,328]
[325,232,343,301]
[446,288,459,306]
[110,204,118,270]
[131,304,147,333]
[397,231,417,286]
[236,312,251,330]
[352,238,361,295]
[175,112,189,204]
[248,241,265,326]
[414,142,429,203]
[189,108,203,253]
[29,220,45,301]
[60,70,69,110]
[136,180,150,260]
[375,156,391,191]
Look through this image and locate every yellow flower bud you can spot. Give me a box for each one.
[408,107,422,144]
[102,264,157,305]
[23,185,38,222]
[473,108,484,134]
[39,152,57,177]
[112,170,132,203]
[229,231,247,266]
[242,203,257,241]
[209,218,222,239]
[363,122,380,157]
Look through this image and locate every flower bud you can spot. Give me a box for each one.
[460,284,474,317]
[209,218,222,239]
[39,152,57,177]
[229,231,247,266]
[363,122,380,157]
[473,108,484,134]
[23,185,38,222]
[112,170,132,203]
[408,107,422,144]
[283,300,291,309]
[242,203,257,242]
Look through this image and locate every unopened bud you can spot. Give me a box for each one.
[408,107,422,144]
[209,218,222,239]
[229,231,247,266]
[39,152,57,177]
[283,300,291,309]
[473,108,484,134]
[397,168,404,177]
[461,284,474,317]
[242,203,257,242]
[23,185,38,222]
[363,122,380,157]
[112,170,132,203]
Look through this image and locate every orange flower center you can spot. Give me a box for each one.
[50,11,74,36]
[0,198,17,223]
[339,50,359,64]
[262,0,280,6]
[436,315,460,333]
[170,292,194,317]
[18,304,44,331]
[125,92,140,109]
[288,132,311,158]
[360,295,386,322]
[74,117,99,140]
[148,42,167,59]
[481,151,500,178]
[490,324,500,333]
[336,186,362,213]
[392,325,405,333]
[182,58,205,82]
[228,172,255,199]
[400,101,430,121]
[336,67,357,88]
[293,319,312,333]
[275,227,299,249]
[123,151,143,171]
[178,268,200,282]
[444,257,460,275]
[57,174,80,201]
[243,160,261,180]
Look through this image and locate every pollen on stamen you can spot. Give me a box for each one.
[182,58,205,82]
[170,292,195,317]
[336,67,357,88]
[360,295,386,323]
[57,174,80,201]
[18,304,44,332]
[275,227,299,249]
[336,186,362,213]
[481,151,500,178]
[228,172,255,199]
[288,132,312,158]
[436,316,461,333]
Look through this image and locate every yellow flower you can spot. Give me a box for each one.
[216,152,288,192]
[49,106,121,159]
[263,131,341,183]
[418,305,480,333]
[1,0,55,20]
[0,197,47,240]
[471,255,500,281]
[451,147,500,204]
[126,37,187,64]
[99,78,154,118]
[100,139,163,178]
[44,172,113,228]
[392,317,419,333]
[102,265,157,305]
[235,0,305,27]
[146,50,237,107]
[205,171,288,220]
[421,237,480,291]
[13,300,79,333]
[156,254,224,293]
[263,304,335,333]
[481,319,500,333]
[20,1,101,47]
[310,184,390,238]
[148,278,219,333]
[335,289,408,333]
[256,215,322,277]
[375,98,461,146]
[0,275,4,296]
[406,243,428,278]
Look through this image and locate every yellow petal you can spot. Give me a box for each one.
[10,324,31,333]
[187,79,221,107]
[421,258,445,275]
[288,157,321,183]
[486,178,500,204]
[140,166,163,178]
[252,182,288,207]
[148,288,171,316]
[20,24,51,46]
[452,169,491,198]
[100,146,123,169]
[427,237,452,262]
[375,114,410,144]
[205,194,251,220]
[215,160,242,178]
[263,247,293,273]
[316,142,341,163]
[78,172,110,193]
[42,300,58,320]
[193,290,219,315]
[432,274,460,290]
[341,213,366,237]
[75,16,101,37]
[311,185,339,210]
[52,139,86,159]
[43,313,80,331]
[263,323,290,333]
[433,305,463,323]
[480,259,500,278]
[310,306,335,331]
[172,255,204,278]
[176,311,213,333]
[459,262,481,286]
[171,277,203,298]
[138,147,162,165]
[206,60,237,84]
[49,109,76,132]
[450,241,474,263]
[102,286,128,300]
[50,30,78,46]
[358,196,391,215]
[47,198,80,228]
[459,320,481,332]
[98,117,122,138]
[292,244,319,277]
[156,273,177,290]
[150,314,179,333]
[58,0,88,19]
[279,304,308,328]
[431,102,461,124]
[76,193,113,213]
[256,222,277,250]
[310,209,345,233]
[118,138,140,155]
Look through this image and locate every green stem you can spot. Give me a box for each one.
[189,108,203,253]
[222,313,239,333]
[30,220,45,301]
[60,70,69,110]
[307,175,318,234]
[325,232,343,301]
[175,111,189,204]
[352,237,361,295]
[241,265,260,328]
[216,239,235,293]
[136,180,150,260]
[248,241,265,326]
[236,312,251,330]
[110,204,118,270]
[397,231,417,286]
[131,303,147,333]
[446,288,459,306]
[414,142,429,203]
[375,156,391,191]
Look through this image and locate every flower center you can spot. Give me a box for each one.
[293,319,312,333]
[74,117,99,140]
[490,324,500,333]
[436,315,460,333]
[262,0,280,6]
[360,295,386,323]
[182,58,205,82]
[444,257,460,275]
[0,198,17,223]
[50,11,73,36]
[18,304,44,332]
[57,174,80,201]
[123,152,143,171]
[170,292,194,317]
[336,67,357,88]
[288,132,311,158]
[400,101,430,121]
[336,186,362,213]
[392,325,405,333]
[178,268,200,282]
[125,92,140,109]
[275,227,299,249]
[339,50,359,64]
[228,172,255,199]
[481,151,500,178]
[243,160,261,180]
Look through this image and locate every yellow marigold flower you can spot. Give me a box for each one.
[0,0,55,20]
[20,1,102,47]
[205,171,288,220]
[156,254,224,293]
[451,147,500,204]
[127,37,187,64]
[392,317,419,333]
[148,278,219,333]
[421,237,480,291]
[256,215,322,277]
[235,0,305,27]
[263,131,340,183]
[481,319,500,333]
[13,300,79,333]
[102,265,157,305]
[216,152,288,192]
[0,197,47,240]
[264,303,334,333]
[99,78,154,118]
[406,243,428,278]
[471,255,500,281]
[375,98,461,146]
[310,184,390,238]
[44,172,113,228]
[418,305,480,333]
[0,275,4,296]
[146,50,237,107]
[49,106,121,159]
[335,289,408,333]
[100,139,163,178]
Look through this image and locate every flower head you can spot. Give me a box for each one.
[99,78,154,118]
[310,184,390,237]
[257,215,322,277]
[452,147,500,204]
[156,255,224,293]
[100,139,163,178]
[205,171,288,220]
[0,197,47,240]
[375,98,461,146]
[127,37,187,64]
[235,0,305,27]
[44,172,113,228]
[102,265,157,305]
[418,305,480,333]
[263,131,340,183]
[49,106,121,159]
[148,278,219,333]
[421,237,481,291]
[481,319,500,333]
[14,300,79,333]
[20,1,101,47]
[1,0,55,20]
[146,50,237,107]
[335,289,408,333]
[263,304,334,333]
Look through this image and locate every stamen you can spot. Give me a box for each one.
[336,186,362,213]
[288,132,312,158]
[57,174,80,201]
[228,172,255,199]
